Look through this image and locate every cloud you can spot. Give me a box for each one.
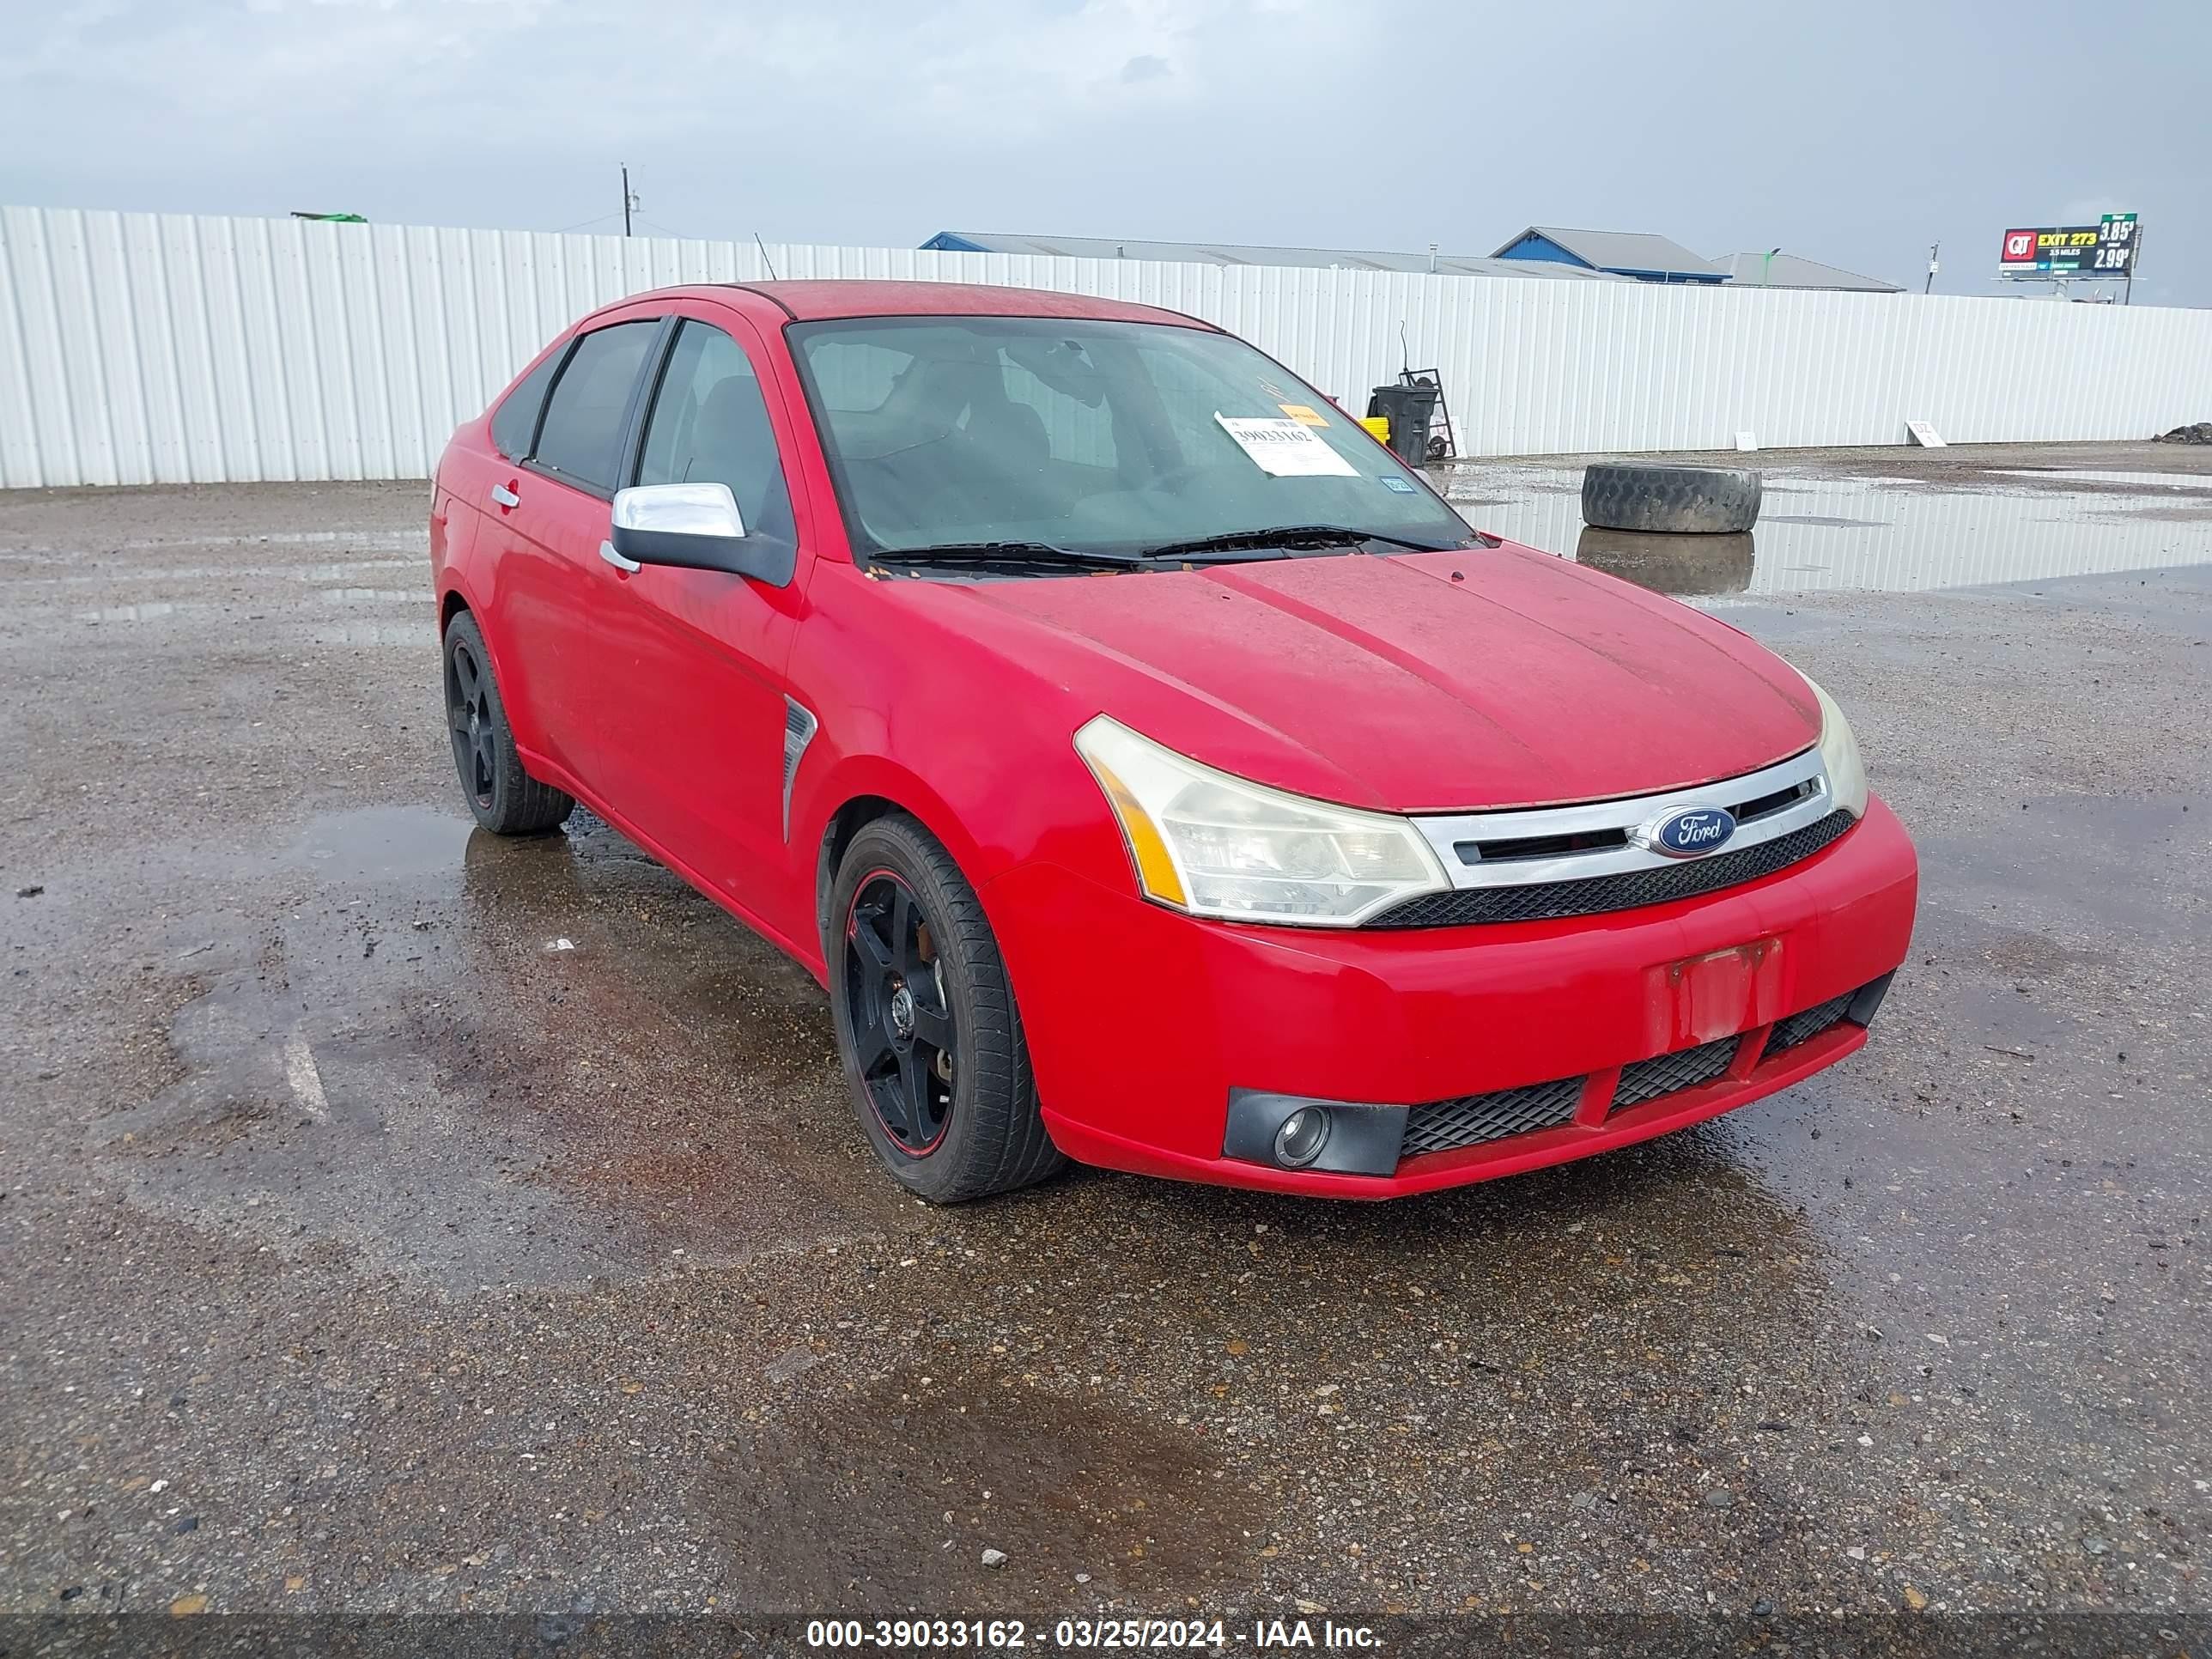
[3,0,2205,306]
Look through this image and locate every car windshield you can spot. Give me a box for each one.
[787,315,1474,564]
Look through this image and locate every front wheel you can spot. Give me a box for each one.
[827,814,1065,1202]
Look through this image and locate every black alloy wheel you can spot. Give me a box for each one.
[824,812,1064,1201]
[447,633,499,811]
[439,611,573,836]
[843,870,958,1154]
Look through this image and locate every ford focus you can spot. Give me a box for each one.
[429,280,1917,1201]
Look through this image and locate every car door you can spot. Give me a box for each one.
[583,310,811,921]
[487,313,664,784]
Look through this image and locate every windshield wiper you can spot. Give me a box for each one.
[871,539,1297,574]
[871,540,1149,570]
[1144,524,1464,560]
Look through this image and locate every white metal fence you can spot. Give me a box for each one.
[4,205,2209,489]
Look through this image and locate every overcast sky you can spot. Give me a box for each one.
[3,0,2206,305]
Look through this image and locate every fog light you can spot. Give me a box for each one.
[1224,1090,1407,1176]
[1273,1105,1333,1169]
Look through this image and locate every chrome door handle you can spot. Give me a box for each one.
[599,540,641,574]
[489,483,520,508]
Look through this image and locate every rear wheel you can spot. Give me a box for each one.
[442,611,573,836]
[828,814,1064,1202]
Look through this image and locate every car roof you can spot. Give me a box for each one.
[724,279,1216,327]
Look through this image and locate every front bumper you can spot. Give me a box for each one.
[981,795,1917,1198]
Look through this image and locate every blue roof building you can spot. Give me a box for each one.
[1491,227,1729,285]
[917,231,1633,281]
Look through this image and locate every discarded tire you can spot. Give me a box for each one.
[1582,463,1762,534]
[1575,527,1753,596]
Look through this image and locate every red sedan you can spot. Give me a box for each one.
[430,280,1917,1201]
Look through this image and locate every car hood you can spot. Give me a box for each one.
[957,544,1822,812]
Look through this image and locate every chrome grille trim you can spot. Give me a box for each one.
[1410,747,1835,891]
[1369,811,1854,928]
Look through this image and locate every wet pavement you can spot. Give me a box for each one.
[1,448,2209,1634]
[1442,439,2212,597]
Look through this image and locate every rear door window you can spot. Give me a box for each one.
[531,320,659,494]
[489,349,562,461]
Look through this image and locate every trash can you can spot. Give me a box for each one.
[1366,380,1441,467]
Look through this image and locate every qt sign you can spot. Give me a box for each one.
[1999,215,2138,277]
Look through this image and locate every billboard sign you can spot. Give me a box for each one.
[1999,214,2138,277]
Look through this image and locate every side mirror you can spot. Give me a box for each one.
[607,483,793,586]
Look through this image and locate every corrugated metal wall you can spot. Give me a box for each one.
[4,205,2209,489]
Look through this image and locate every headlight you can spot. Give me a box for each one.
[1802,673,1869,818]
[1073,715,1449,926]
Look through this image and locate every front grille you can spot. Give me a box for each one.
[1614,1036,1738,1108]
[1735,780,1815,823]
[1370,809,1856,929]
[1457,826,1629,863]
[1767,992,1853,1054]
[1401,1075,1584,1158]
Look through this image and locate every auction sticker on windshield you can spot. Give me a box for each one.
[1214,413,1358,478]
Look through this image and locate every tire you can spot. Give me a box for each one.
[827,813,1065,1202]
[1581,463,1762,534]
[441,611,574,836]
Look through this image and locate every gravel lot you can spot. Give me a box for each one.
[2,445,2209,1650]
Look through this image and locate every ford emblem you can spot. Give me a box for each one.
[1644,805,1736,859]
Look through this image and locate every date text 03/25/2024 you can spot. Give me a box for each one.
[804,1617,1382,1649]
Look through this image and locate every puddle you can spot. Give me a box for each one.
[289,804,473,880]
[10,558,422,586]
[1443,460,2212,596]
[1986,468,2212,490]
[71,602,216,624]
[29,590,428,629]
[80,529,430,552]
[1762,514,1888,528]
[313,586,428,605]
[98,805,915,1290]
[704,1363,1265,1612]
[1574,527,1753,595]
[309,621,433,646]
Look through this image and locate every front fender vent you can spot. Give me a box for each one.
[781,698,819,842]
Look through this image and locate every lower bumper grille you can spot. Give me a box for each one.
[1401,1075,1583,1158]
[1614,1035,1736,1108]
[1767,991,1853,1054]
[1395,978,1884,1163]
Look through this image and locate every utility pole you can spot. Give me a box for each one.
[621,165,635,238]
[1923,241,1939,295]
